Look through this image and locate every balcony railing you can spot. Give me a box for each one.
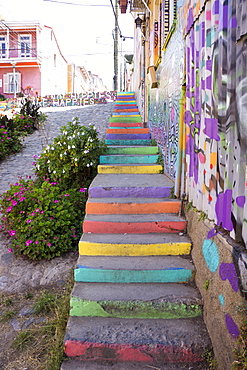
[0,48,39,60]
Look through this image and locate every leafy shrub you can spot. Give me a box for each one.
[0,178,87,260]
[0,125,22,160]
[0,117,105,260]
[0,94,6,101]
[34,118,106,188]
[20,99,46,129]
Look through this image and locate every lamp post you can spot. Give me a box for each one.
[11,61,16,99]
[113,0,118,91]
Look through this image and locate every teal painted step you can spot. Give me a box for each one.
[99,154,159,164]
[105,146,159,154]
[75,268,193,283]
[109,117,142,123]
[105,139,152,146]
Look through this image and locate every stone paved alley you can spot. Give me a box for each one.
[0,102,114,293]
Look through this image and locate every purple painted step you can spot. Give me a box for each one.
[89,186,172,198]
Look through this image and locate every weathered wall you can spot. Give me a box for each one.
[186,207,246,370]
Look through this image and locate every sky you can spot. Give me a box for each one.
[0,0,134,89]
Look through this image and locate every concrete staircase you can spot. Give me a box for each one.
[61,92,212,369]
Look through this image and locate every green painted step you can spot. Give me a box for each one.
[70,297,202,319]
[105,146,159,154]
[109,117,142,123]
[99,154,159,164]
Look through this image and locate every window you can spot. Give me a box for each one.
[0,36,6,58]
[19,34,31,57]
[3,72,21,94]
[161,0,177,49]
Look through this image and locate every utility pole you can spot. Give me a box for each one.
[113,0,118,91]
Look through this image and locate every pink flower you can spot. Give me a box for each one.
[6,206,12,212]
[35,241,39,244]
[79,188,87,192]
[19,197,26,202]
[35,208,40,212]
[7,248,13,253]
[47,243,51,247]
[64,194,69,197]
[54,200,59,203]
[12,200,18,206]
[26,219,32,223]
[8,230,16,236]
[26,240,33,246]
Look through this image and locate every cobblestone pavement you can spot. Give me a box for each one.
[0,102,114,293]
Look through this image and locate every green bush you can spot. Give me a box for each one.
[0,124,23,160]
[34,118,106,188]
[0,179,87,260]
[0,117,105,260]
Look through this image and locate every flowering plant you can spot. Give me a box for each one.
[34,118,106,188]
[0,179,87,260]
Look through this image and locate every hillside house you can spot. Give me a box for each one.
[0,20,67,98]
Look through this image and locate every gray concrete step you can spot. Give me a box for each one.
[61,359,210,369]
[63,316,212,364]
[76,255,194,271]
[79,232,191,245]
[71,281,202,305]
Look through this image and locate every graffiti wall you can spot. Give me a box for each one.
[148,15,184,180]
[183,0,247,246]
[182,0,247,363]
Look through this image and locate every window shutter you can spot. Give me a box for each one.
[3,74,8,93]
[16,73,21,93]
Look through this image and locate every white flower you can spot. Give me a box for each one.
[90,162,93,166]
[51,147,54,150]
[86,164,90,167]
[63,169,65,173]
[36,164,40,170]
[47,160,50,163]
[53,170,56,174]
[60,154,63,157]
[68,145,71,150]
[72,145,75,149]
[74,158,78,161]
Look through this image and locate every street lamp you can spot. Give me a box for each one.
[135,16,143,28]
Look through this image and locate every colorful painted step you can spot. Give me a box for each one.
[104,146,158,154]
[88,173,173,198]
[83,213,187,234]
[74,255,194,283]
[86,198,181,214]
[64,316,211,365]
[105,139,152,146]
[69,281,201,319]
[100,154,159,164]
[109,122,143,127]
[109,116,142,123]
[79,233,192,256]
[106,128,149,134]
[98,164,163,174]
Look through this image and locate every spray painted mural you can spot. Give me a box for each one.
[148,17,184,180]
[182,0,247,345]
[183,0,247,244]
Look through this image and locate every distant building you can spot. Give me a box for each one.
[0,20,67,98]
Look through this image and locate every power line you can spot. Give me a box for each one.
[43,0,111,6]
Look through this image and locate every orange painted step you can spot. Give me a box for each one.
[86,199,181,215]
[106,128,150,135]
